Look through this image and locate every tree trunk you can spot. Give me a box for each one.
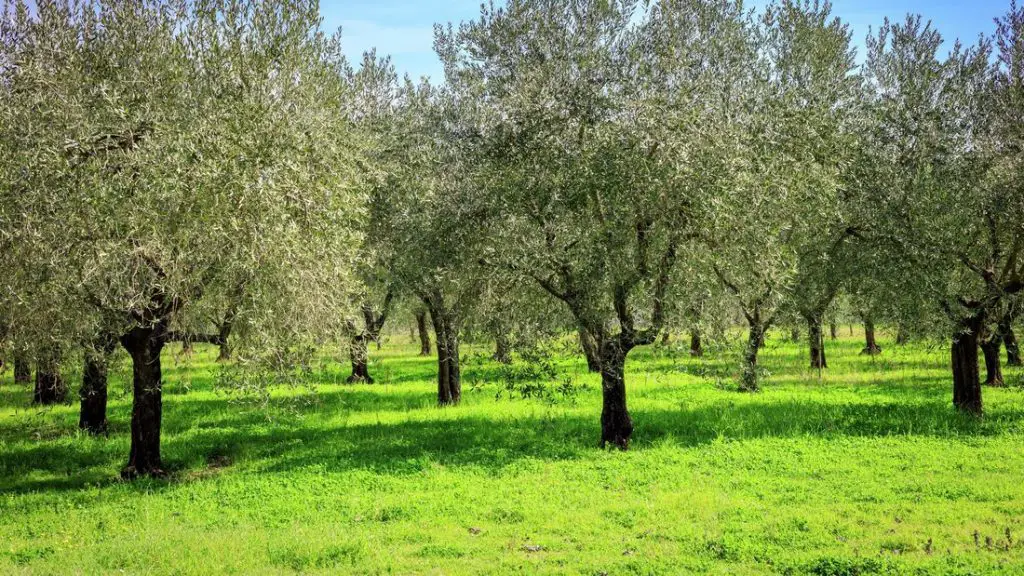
[896,323,910,346]
[790,327,800,343]
[79,338,115,435]
[829,322,837,341]
[493,332,511,364]
[1002,321,1021,367]
[861,319,882,355]
[689,330,703,357]
[660,331,670,346]
[741,322,765,392]
[120,326,167,478]
[427,302,461,406]
[952,314,983,415]
[416,311,431,356]
[33,348,66,405]
[347,336,372,384]
[216,321,232,362]
[599,340,632,450]
[808,316,827,369]
[982,337,1004,387]
[579,328,601,373]
[14,350,31,385]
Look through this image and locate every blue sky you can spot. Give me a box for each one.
[322,0,1008,81]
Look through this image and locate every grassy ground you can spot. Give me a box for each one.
[1,330,1024,575]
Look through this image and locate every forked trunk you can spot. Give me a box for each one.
[33,348,66,405]
[347,336,372,384]
[427,302,461,406]
[808,316,827,369]
[579,328,601,373]
[689,330,703,358]
[599,341,632,450]
[982,337,1004,387]
[416,311,431,356]
[952,314,983,415]
[79,337,116,434]
[1002,321,1020,367]
[120,326,167,478]
[861,319,882,355]
[741,322,766,392]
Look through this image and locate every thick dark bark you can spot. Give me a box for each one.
[808,316,827,369]
[33,348,66,405]
[982,336,1004,387]
[120,326,167,478]
[426,300,461,406]
[79,337,116,435]
[416,311,431,356]
[14,351,31,385]
[741,322,766,392]
[689,330,703,357]
[952,314,983,415]
[579,328,601,373]
[829,322,838,341]
[346,336,372,384]
[493,332,512,364]
[861,319,882,355]
[1002,322,1021,367]
[599,340,632,450]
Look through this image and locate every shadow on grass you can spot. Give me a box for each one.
[1,393,1018,495]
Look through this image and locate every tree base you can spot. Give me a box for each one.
[120,465,167,480]
[860,346,882,356]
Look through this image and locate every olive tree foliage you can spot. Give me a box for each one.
[436,0,751,448]
[0,0,366,476]
[857,14,1021,414]
[706,0,859,390]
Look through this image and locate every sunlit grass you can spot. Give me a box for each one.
[1,329,1023,574]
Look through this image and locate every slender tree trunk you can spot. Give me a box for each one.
[741,322,766,392]
[689,330,703,357]
[416,311,431,356]
[347,336,372,384]
[952,314,983,415]
[599,340,632,450]
[120,326,167,478]
[579,328,601,373]
[1002,320,1020,367]
[493,332,511,364]
[808,316,827,369]
[982,337,1004,387]
[829,322,838,341]
[14,350,31,385]
[427,302,461,406]
[33,348,66,405]
[861,319,882,355]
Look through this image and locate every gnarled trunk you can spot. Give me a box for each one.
[416,311,431,356]
[807,316,827,369]
[347,336,372,383]
[861,318,882,355]
[216,320,232,362]
[79,337,116,434]
[426,300,461,406]
[14,350,31,385]
[493,332,511,364]
[33,348,66,405]
[120,326,167,478]
[689,330,703,357]
[982,337,1004,387]
[952,314,983,415]
[741,322,766,392]
[599,340,632,450]
[579,328,601,373]
[1002,321,1020,367]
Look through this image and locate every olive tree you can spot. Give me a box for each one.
[436,0,751,448]
[0,0,365,476]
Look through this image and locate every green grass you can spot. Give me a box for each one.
[2,330,1024,574]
